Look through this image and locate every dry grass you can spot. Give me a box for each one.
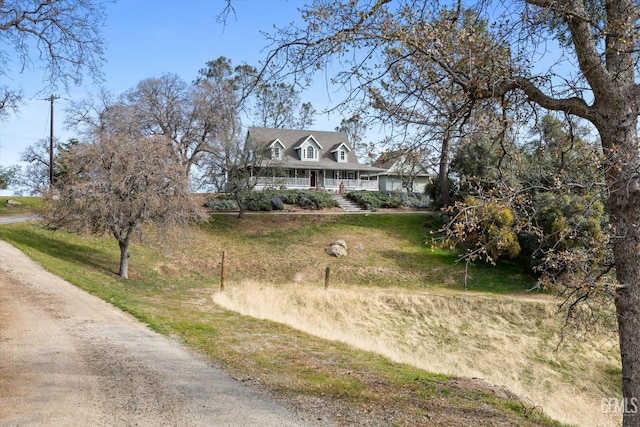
[0,212,622,426]
[143,213,623,426]
[213,282,621,426]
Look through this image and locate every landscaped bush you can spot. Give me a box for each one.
[267,189,339,210]
[347,191,384,210]
[400,193,431,209]
[243,192,280,212]
[270,196,284,211]
[347,190,425,210]
[204,195,239,211]
[276,190,302,205]
[205,190,339,211]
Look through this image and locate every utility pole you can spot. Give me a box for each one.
[45,95,59,189]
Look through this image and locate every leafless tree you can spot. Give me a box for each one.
[0,0,105,118]
[18,137,55,195]
[123,73,216,176]
[0,164,19,189]
[42,133,203,279]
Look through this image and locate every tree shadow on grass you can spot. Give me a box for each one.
[0,225,118,276]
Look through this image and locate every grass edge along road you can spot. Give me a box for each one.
[0,202,620,426]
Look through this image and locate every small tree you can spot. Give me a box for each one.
[43,134,202,279]
[18,137,79,195]
[18,137,57,195]
[212,126,273,219]
[0,165,20,189]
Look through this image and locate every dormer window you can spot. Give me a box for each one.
[293,135,322,162]
[306,146,316,159]
[331,142,351,163]
[269,139,285,160]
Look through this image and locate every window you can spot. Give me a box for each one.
[306,146,315,159]
[340,150,346,161]
[272,147,281,159]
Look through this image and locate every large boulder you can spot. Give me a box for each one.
[326,239,348,257]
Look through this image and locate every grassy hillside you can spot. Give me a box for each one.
[0,196,43,216]
[0,212,621,426]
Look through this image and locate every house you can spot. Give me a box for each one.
[245,127,386,192]
[369,149,432,193]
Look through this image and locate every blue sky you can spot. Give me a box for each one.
[0,0,344,181]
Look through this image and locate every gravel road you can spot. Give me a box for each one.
[0,239,320,426]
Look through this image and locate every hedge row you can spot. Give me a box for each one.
[205,190,340,212]
[346,191,430,211]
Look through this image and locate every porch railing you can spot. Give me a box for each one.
[256,177,378,191]
[256,177,309,189]
[324,178,378,191]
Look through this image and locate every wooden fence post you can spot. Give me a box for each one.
[324,265,330,290]
[220,251,226,292]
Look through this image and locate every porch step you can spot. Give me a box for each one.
[331,194,367,213]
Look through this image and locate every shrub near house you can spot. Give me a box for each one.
[347,191,430,211]
[205,190,339,212]
[205,190,430,212]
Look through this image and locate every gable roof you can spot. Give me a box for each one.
[372,149,405,169]
[330,142,351,153]
[247,127,386,173]
[372,149,431,176]
[293,134,322,150]
[268,138,285,149]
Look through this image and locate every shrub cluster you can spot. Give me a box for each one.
[271,189,338,209]
[203,195,239,211]
[399,192,431,209]
[205,190,340,212]
[347,190,429,211]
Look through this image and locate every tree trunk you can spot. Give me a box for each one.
[439,133,451,207]
[613,189,640,426]
[602,129,640,426]
[234,191,246,219]
[118,238,130,279]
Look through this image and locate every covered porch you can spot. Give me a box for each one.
[255,168,379,192]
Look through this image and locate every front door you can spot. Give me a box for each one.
[310,171,317,187]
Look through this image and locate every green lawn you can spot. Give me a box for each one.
[0,213,578,426]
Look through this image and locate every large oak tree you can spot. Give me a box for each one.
[260,0,640,424]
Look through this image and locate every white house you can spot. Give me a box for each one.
[246,127,386,192]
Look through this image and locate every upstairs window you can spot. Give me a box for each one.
[340,150,346,161]
[272,146,281,159]
[306,146,315,159]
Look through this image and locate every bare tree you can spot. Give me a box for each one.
[336,114,371,162]
[43,134,203,279]
[19,137,56,195]
[0,0,106,118]
[66,74,227,183]
[260,1,640,423]
[195,58,274,217]
[0,164,19,189]
[253,80,316,129]
[123,73,218,176]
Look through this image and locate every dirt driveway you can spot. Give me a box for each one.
[0,239,321,426]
